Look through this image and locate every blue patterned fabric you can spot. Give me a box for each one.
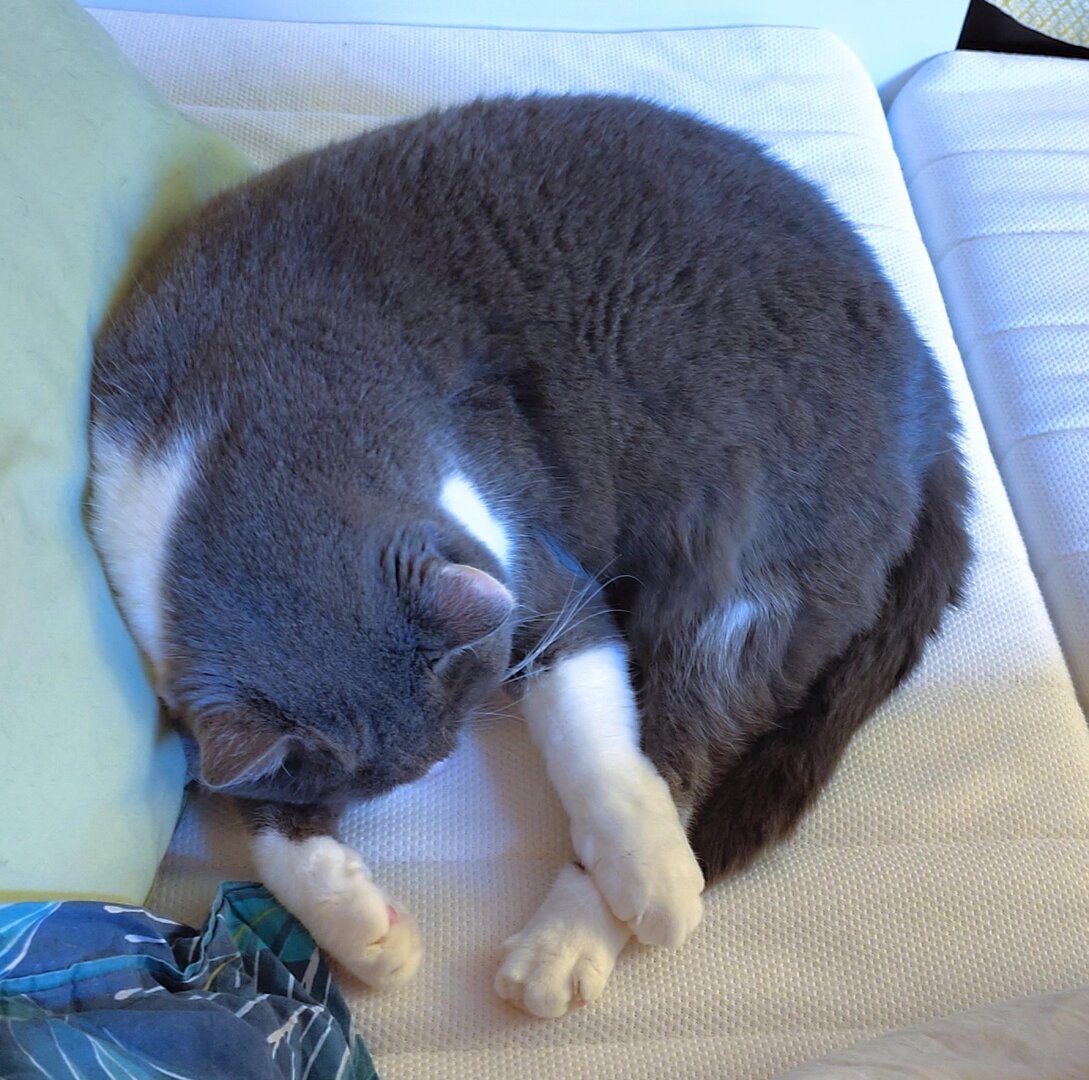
[0,882,378,1079]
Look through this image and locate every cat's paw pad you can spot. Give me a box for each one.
[495,925,616,1018]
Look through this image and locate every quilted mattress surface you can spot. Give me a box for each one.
[90,12,1089,1079]
[890,50,1089,713]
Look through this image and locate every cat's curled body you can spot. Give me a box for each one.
[90,96,969,1015]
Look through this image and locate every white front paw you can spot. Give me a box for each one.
[333,907,423,991]
[254,834,422,990]
[573,784,704,948]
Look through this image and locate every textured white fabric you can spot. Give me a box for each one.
[890,51,1089,712]
[780,983,1089,1079]
[90,13,1089,1079]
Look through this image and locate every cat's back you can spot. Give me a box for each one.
[88,99,796,434]
[94,95,949,544]
[296,94,872,306]
[95,94,905,410]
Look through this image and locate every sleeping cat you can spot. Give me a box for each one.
[88,95,970,1017]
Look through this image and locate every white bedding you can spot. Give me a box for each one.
[91,13,1089,1078]
[781,983,1089,1079]
[890,50,1089,714]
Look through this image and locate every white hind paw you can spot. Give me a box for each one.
[495,864,630,1018]
[496,930,615,1018]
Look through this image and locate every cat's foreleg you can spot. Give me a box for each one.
[246,802,422,989]
[495,862,630,1017]
[518,641,705,949]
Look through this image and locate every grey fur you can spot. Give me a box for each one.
[90,95,970,880]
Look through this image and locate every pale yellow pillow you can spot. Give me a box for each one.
[0,0,251,901]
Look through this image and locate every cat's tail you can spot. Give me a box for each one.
[689,451,971,884]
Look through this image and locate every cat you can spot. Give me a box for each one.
[88,95,970,1017]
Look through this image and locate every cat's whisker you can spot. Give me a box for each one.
[504,566,637,682]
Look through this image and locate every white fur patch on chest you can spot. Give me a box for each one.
[439,472,511,567]
[89,432,196,666]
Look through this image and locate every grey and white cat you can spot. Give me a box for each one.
[89,96,970,1016]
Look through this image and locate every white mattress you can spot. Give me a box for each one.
[890,51,1089,714]
[91,13,1089,1079]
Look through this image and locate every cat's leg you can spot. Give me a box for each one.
[518,641,705,948]
[246,802,422,990]
[495,862,630,1017]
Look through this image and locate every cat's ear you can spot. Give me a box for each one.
[193,713,292,790]
[418,561,514,651]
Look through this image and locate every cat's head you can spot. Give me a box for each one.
[170,550,514,807]
[85,166,520,811]
[90,432,515,808]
